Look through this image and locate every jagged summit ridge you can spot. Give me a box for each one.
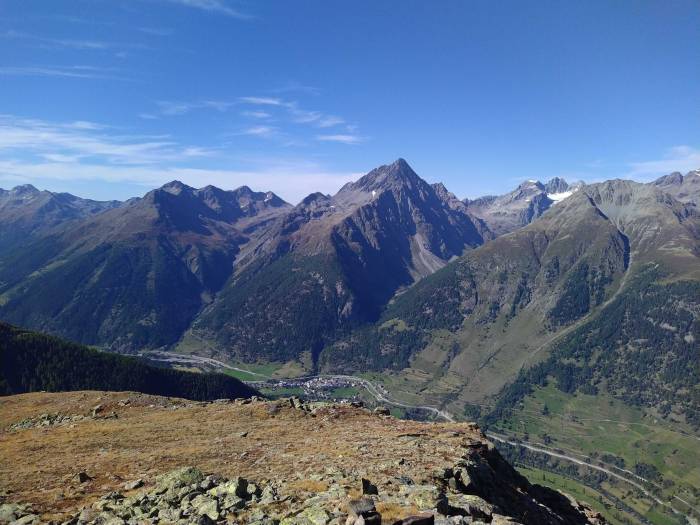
[0,163,696,360]
[463,176,585,235]
[652,168,700,204]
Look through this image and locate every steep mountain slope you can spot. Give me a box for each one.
[0,182,290,351]
[0,322,258,400]
[185,159,487,363]
[465,178,582,236]
[652,169,700,205]
[321,180,700,413]
[0,184,120,251]
[0,159,488,359]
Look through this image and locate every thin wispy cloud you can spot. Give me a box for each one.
[137,27,174,37]
[0,115,362,203]
[286,102,344,127]
[0,114,211,165]
[141,94,363,146]
[68,121,106,130]
[239,96,358,138]
[240,126,278,138]
[0,65,123,80]
[238,96,285,106]
[317,116,345,128]
[156,100,235,116]
[0,160,362,204]
[271,81,321,96]
[242,110,272,119]
[163,0,252,20]
[316,134,365,145]
[2,30,109,50]
[627,145,700,180]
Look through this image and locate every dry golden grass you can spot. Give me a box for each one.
[0,391,483,522]
[375,501,421,522]
[287,479,330,493]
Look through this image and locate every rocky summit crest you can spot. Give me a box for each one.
[0,391,605,525]
[341,158,424,194]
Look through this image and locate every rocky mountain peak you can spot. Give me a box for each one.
[159,180,192,195]
[651,169,700,205]
[517,179,545,192]
[656,171,685,185]
[654,169,700,186]
[9,184,40,197]
[348,158,424,195]
[544,177,569,194]
[300,191,332,208]
[227,186,288,211]
[232,184,254,196]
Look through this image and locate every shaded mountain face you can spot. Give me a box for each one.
[0,182,291,351]
[187,159,488,363]
[0,159,488,359]
[464,178,582,236]
[0,184,120,250]
[652,169,700,205]
[321,180,700,411]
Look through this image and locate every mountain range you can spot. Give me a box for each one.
[1,162,698,417]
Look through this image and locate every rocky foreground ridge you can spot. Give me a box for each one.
[0,392,604,525]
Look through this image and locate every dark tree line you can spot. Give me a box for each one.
[0,322,258,401]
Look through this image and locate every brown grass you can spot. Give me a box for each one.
[0,391,483,522]
[375,501,421,522]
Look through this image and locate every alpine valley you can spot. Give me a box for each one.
[1,161,699,525]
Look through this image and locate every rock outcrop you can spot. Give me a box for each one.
[0,391,604,525]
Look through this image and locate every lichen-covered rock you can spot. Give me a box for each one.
[191,494,220,521]
[1,396,608,525]
[207,477,248,499]
[446,494,494,520]
[156,466,205,491]
[399,485,448,514]
[281,506,331,525]
[491,516,524,524]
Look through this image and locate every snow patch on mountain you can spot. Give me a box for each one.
[547,186,579,203]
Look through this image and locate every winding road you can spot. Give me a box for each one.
[258,371,697,523]
[486,432,694,521]
[142,350,697,523]
[139,350,270,378]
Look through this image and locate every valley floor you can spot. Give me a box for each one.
[144,350,700,525]
[490,385,700,525]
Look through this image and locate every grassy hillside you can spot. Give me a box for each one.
[491,386,700,525]
[320,189,630,398]
[481,266,700,525]
[487,265,700,429]
[0,322,258,400]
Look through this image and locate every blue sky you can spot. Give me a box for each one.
[1,1,699,203]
